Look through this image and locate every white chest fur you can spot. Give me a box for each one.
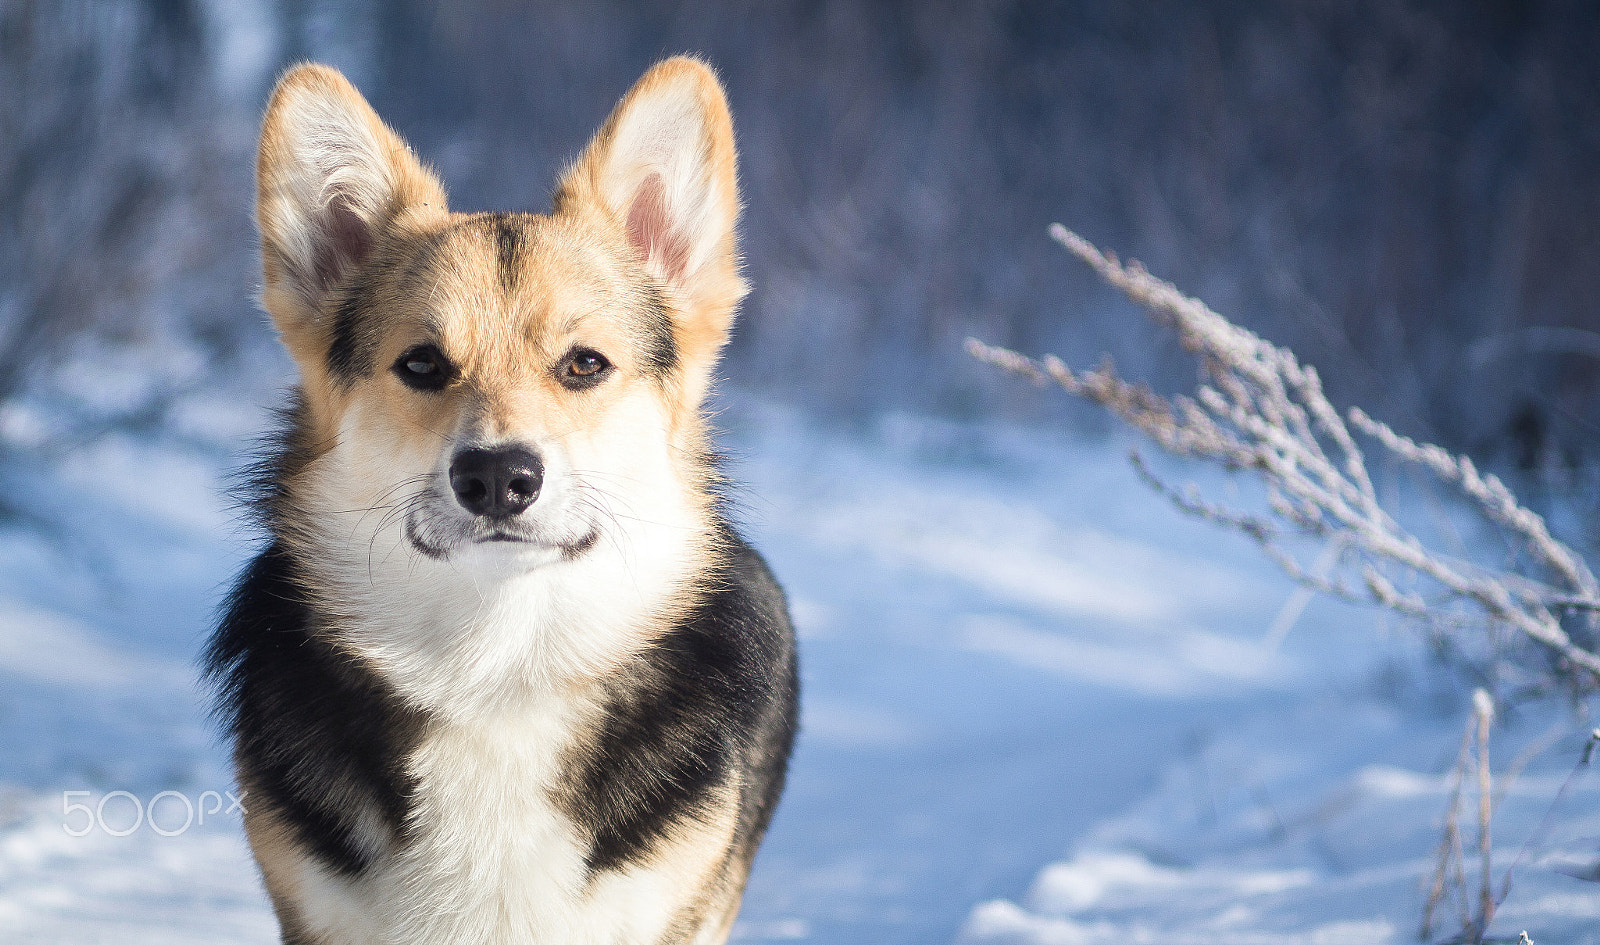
[288,695,735,945]
[280,412,734,942]
[383,701,597,943]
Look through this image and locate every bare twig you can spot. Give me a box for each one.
[1496,730,1600,906]
[971,227,1600,944]
[1475,690,1496,937]
[1423,717,1476,941]
[966,225,1600,688]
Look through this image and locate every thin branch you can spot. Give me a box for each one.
[967,225,1600,689]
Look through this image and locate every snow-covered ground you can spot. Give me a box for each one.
[2,374,1599,944]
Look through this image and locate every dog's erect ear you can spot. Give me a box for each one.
[559,57,747,402]
[256,63,446,369]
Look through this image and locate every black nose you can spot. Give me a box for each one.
[449,446,544,518]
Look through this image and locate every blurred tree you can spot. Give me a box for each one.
[3,0,1599,477]
[0,0,246,401]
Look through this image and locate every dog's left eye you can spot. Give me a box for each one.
[394,345,453,391]
[560,348,612,389]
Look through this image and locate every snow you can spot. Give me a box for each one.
[2,384,1599,943]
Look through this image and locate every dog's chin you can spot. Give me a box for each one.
[404,512,599,567]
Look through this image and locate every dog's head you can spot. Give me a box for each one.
[255,59,743,588]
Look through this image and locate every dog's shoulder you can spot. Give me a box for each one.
[561,524,799,874]
[206,543,425,876]
[208,528,797,880]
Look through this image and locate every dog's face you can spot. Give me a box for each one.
[254,62,745,582]
[290,209,693,573]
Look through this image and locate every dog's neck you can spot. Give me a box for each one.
[283,487,717,722]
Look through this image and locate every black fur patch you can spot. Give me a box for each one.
[234,393,325,534]
[276,918,323,945]
[559,530,799,876]
[483,212,523,290]
[205,544,427,877]
[326,274,380,385]
[637,283,679,378]
[324,228,449,386]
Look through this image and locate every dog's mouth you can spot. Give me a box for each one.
[404,515,450,560]
[404,512,599,562]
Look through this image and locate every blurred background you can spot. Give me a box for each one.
[7,2,1600,943]
[7,0,1600,469]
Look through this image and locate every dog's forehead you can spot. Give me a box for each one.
[422,213,627,331]
[429,213,676,376]
[327,212,675,384]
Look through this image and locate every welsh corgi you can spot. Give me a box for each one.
[207,57,798,945]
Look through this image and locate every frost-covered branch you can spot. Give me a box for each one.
[969,225,1600,686]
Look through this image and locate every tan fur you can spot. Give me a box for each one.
[246,58,764,944]
[243,789,368,945]
[258,58,745,463]
[243,801,308,937]
[257,65,448,427]
[554,57,747,412]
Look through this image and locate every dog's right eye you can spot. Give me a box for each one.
[394,345,453,392]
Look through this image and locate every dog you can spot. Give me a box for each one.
[206,57,798,945]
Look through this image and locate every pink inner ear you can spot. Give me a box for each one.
[314,195,373,291]
[626,173,691,282]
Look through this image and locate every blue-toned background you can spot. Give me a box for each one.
[5,3,1600,943]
